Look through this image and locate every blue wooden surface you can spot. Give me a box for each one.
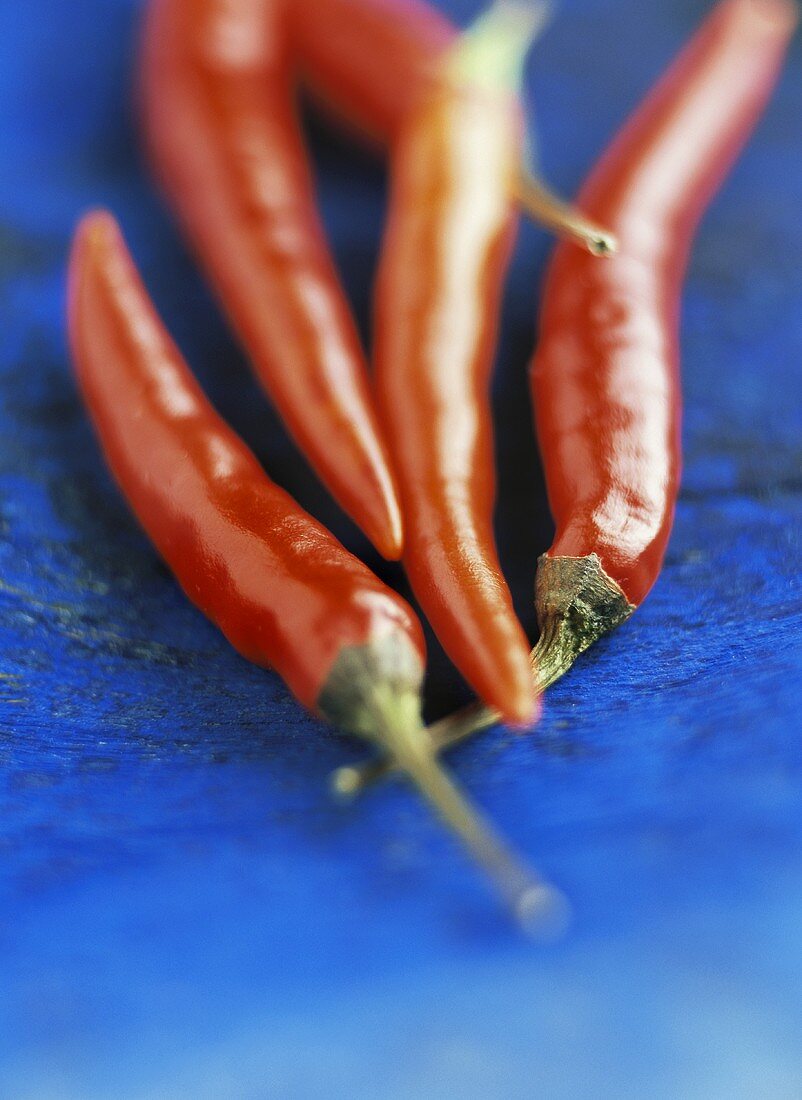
[2,1,801,1095]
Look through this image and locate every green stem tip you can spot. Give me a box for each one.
[446,0,552,92]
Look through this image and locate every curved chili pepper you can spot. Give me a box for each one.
[140,0,403,560]
[333,0,796,797]
[67,210,564,928]
[288,0,616,254]
[529,0,796,679]
[374,8,540,726]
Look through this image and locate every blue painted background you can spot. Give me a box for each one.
[1,1,801,1095]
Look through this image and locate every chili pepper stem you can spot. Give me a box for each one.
[384,726,569,938]
[514,172,618,256]
[331,554,634,798]
[331,704,496,800]
[443,0,618,255]
[321,634,568,935]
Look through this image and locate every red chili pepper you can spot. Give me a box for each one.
[289,0,616,254]
[529,0,797,681]
[333,0,796,797]
[140,0,403,560]
[67,210,564,928]
[374,8,541,726]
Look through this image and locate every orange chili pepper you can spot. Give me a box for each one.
[374,7,542,726]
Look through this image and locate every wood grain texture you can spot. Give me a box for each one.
[1,1,801,1094]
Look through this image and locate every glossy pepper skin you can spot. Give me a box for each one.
[67,211,423,712]
[374,20,539,727]
[140,0,403,560]
[532,0,797,609]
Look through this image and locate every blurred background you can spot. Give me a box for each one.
[1,1,801,1095]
